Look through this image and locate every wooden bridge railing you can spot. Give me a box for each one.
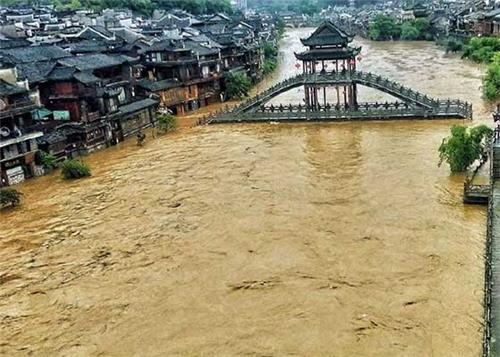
[224,71,472,119]
[480,128,500,357]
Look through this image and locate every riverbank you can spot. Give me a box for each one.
[0,30,489,356]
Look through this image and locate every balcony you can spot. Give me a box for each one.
[85,111,101,122]
[198,88,217,98]
[162,93,185,106]
[146,56,198,67]
[100,77,128,86]
[0,131,43,163]
[185,73,220,85]
[0,100,38,119]
[49,88,95,100]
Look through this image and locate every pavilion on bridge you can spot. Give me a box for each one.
[295,20,362,110]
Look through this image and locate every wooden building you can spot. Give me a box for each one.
[0,79,43,186]
[40,53,157,153]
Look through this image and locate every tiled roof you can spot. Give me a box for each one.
[137,78,180,91]
[65,40,108,54]
[119,98,158,116]
[48,66,76,81]
[301,20,353,47]
[0,45,70,64]
[73,71,100,84]
[0,39,30,49]
[37,131,66,144]
[58,53,126,71]
[184,41,219,56]
[295,47,361,61]
[16,61,56,83]
[0,79,27,96]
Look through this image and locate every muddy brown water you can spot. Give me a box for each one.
[0,29,492,356]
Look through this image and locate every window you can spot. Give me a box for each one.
[108,98,117,112]
[117,88,126,104]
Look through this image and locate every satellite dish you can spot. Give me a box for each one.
[0,99,7,111]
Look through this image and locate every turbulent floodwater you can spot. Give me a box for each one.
[0,29,491,356]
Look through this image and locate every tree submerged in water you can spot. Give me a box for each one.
[0,188,22,209]
[156,113,177,134]
[438,124,493,172]
[60,159,91,180]
[225,72,252,100]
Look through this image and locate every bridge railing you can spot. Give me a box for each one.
[259,101,415,113]
[228,71,472,117]
[482,130,499,357]
[226,107,434,121]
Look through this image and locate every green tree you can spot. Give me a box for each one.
[263,42,278,59]
[439,124,493,172]
[462,37,500,63]
[275,18,285,38]
[262,42,279,76]
[413,18,432,39]
[226,72,252,99]
[152,0,231,15]
[368,14,401,41]
[156,113,177,133]
[60,159,91,180]
[263,58,278,75]
[0,188,22,208]
[483,53,500,100]
[39,151,59,170]
[400,22,419,40]
[444,37,463,53]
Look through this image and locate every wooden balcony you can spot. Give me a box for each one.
[0,100,38,119]
[49,88,95,100]
[85,111,101,122]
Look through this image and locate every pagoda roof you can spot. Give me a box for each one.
[295,47,361,61]
[300,20,354,47]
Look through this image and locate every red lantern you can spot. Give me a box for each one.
[295,63,301,69]
[357,55,363,62]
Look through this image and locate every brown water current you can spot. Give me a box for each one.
[0,29,492,356]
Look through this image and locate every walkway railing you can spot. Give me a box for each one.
[483,128,500,357]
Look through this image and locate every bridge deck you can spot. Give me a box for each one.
[464,160,490,204]
[209,105,471,124]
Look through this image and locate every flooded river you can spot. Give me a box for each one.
[0,29,491,356]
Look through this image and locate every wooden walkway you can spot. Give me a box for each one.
[483,139,500,356]
[464,159,490,204]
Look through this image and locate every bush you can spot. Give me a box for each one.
[60,159,91,180]
[445,38,463,53]
[262,42,279,76]
[226,72,252,100]
[368,14,401,40]
[156,113,177,133]
[41,151,58,170]
[462,37,500,63]
[263,58,278,75]
[0,188,22,208]
[439,124,493,172]
[401,22,419,40]
[263,42,278,59]
[484,54,500,100]
[369,16,433,41]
